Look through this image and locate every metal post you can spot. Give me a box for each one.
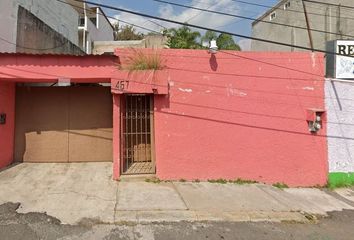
[302,0,314,51]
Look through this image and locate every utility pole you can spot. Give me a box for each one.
[302,0,314,51]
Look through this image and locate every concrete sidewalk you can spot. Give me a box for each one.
[0,163,353,225]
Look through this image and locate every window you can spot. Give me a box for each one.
[270,12,276,21]
[79,17,85,27]
[284,2,291,10]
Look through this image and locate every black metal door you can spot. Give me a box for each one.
[121,94,155,175]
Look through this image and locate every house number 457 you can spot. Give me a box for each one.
[116,80,129,91]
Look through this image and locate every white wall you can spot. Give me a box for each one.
[326,80,354,173]
[96,8,114,41]
[83,8,113,53]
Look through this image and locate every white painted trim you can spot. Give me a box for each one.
[326,78,354,84]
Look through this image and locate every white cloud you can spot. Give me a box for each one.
[111,0,241,34]
[159,0,239,29]
[238,39,252,51]
[111,12,163,34]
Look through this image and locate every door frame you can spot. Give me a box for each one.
[120,94,156,175]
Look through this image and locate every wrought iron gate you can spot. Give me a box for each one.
[121,94,155,175]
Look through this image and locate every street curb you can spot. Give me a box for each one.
[113,210,310,224]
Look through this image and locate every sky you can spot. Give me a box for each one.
[91,0,279,50]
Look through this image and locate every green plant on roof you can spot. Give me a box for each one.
[121,49,165,73]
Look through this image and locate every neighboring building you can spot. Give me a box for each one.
[0,0,114,54]
[93,35,168,55]
[326,79,354,188]
[325,40,354,188]
[0,49,329,187]
[251,0,354,51]
[0,0,83,54]
[67,0,114,54]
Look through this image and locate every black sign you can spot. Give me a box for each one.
[337,45,354,56]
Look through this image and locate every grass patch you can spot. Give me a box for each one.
[328,172,354,189]
[193,179,201,183]
[179,179,187,182]
[328,181,354,190]
[273,182,289,189]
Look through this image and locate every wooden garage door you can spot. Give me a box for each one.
[14,86,113,163]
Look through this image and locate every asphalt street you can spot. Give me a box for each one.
[1,202,354,240]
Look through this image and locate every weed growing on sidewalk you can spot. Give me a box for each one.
[208,179,228,184]
[145,178,161,184]
[193,179,201,183]
[179,179,187,182]
[273,183,289,189]
[206,178,258,185]
[231,178,258,185]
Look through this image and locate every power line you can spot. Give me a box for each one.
[185,4,213,23]
[66,0,354,58]
[303,0,354,10]
[2,0,165,52]
[55,0,164,35]
[229,0,354,21]
[152,0,354,39]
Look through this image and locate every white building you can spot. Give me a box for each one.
[67,0,114,54]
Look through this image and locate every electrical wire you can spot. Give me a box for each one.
[0,0,166,51]
[55,0,164,35]
[64,0,354,58]
[229,0,354,21]
[152,0,354,39]
[303,0,354,10]
[185,2,218,23]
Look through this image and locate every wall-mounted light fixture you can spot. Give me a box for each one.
[306,109,325,133]
[0,113,6,125]
[209,40,218,54]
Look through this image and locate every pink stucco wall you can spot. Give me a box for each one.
[0,53,117,170]
[114,49,327,187]
[0,51,328,187]
[0,54,117,82]
[0,81,15,169]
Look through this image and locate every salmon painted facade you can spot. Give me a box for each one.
[0,49,330,187]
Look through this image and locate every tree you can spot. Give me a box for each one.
[216,33,241,51]
[166,26,201,49]
[113,23,144,41]
[201,30,218,45]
